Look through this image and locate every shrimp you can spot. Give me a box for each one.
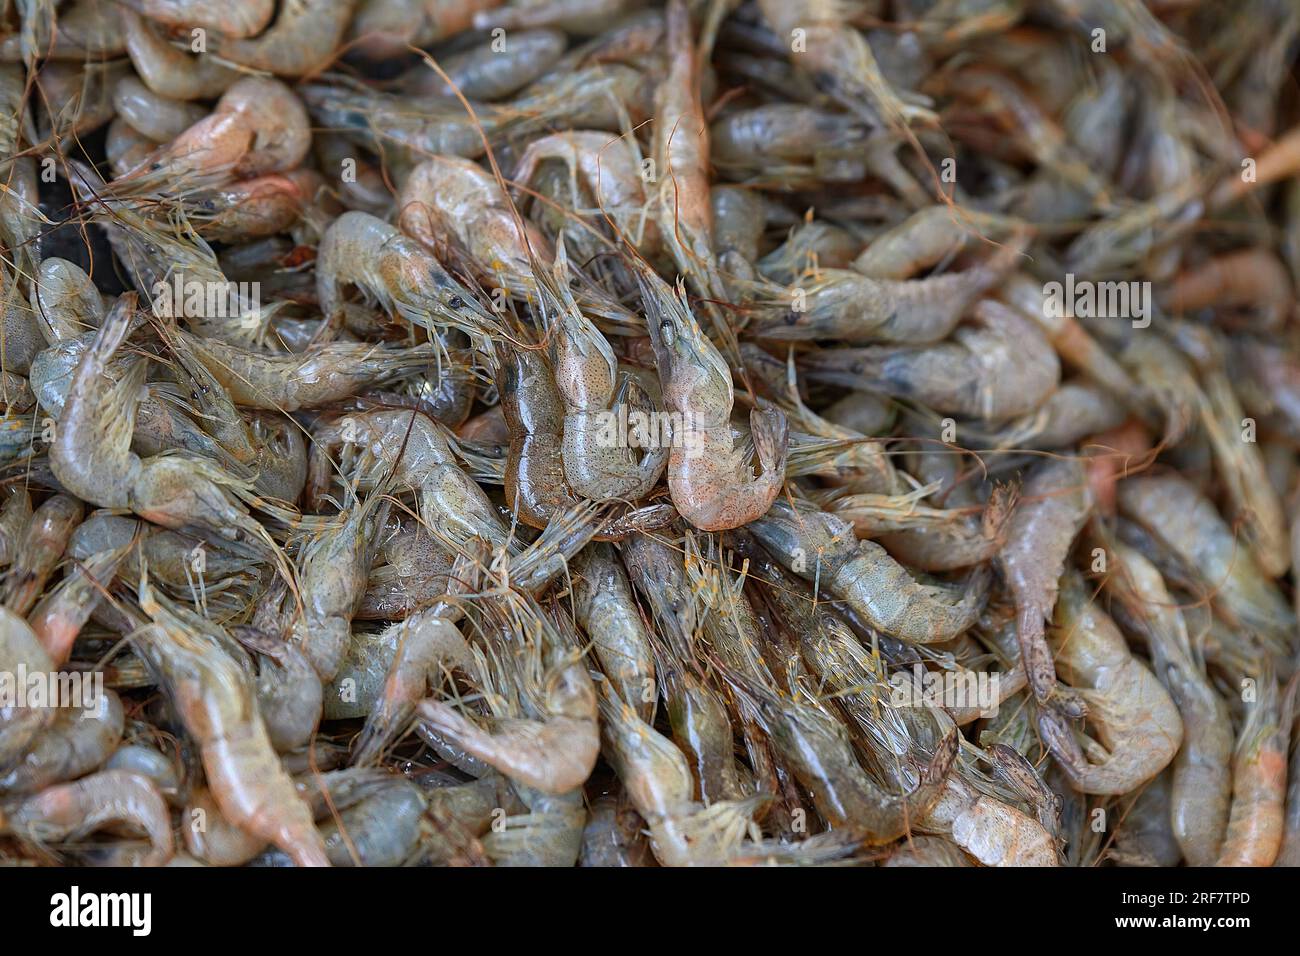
[1162,249,1294,331]
[0,488,31,570]
[571,543,655,721]
[351,551,479,765]
[923,771,1060,866]
[498,341,582,527]
[620,533,746,803]
[852,206,1020,281]
[1217,675,1291,867]
[482,783,587,867]
[0,690,123,796]
[184,785,268,866]
[710,104,870,180]
[651,0,734,353]
[579,793,655,866]
[636,264,788,531]
[348,0,504,59]
[1042,574,1182,794]
[176,332,433,412]
[230,627,322,754]
[398,155,552,289]
[746,234,1028,343]
[113,77,312,194]
[998,457,1091,714]
[710,185,764,282]
[1118,473,1295,656]
[759,0,936,129]
[121,10,237,101]
[0,606,54,768]
[208,0,353,77]
[112,75,208,145]
[1197,362,1290,578]
[1100,535,1233,866]
[117,0,275,39]
[2,493,82,616]
[513,130,659,253]
[727,664,959,843]
[400,28,567,101]
[417,594,600,795]
[304,773,428,867]
[290,490,388,686]
[132,578,329,866]
[49,299,286,566]
[540,251,668,502]
[482,0,644,33]
[1109,771,1181,867]
[596,687,760,866]
[0,769,173,866]
[802,298,1059,421]
[29,542,132,667]
[30,257,103,345]
[750,499,990,644]
[315,210,498,342]
[825,482,1018,573]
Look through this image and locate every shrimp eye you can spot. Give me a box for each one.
[447,295,463,309]
[150,163,162,171]
[658,320,675,344]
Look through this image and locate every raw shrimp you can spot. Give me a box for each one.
[401,28,567,101]
[114,77,312,193]
[802,298,1059,420]
[49,299,285,566]
[852,206,1020,281]
[2,493,82,615]
[0,769,173,866]
[499,340,582,527]
[1163,249,1294,331]
[118,0,275,38]
[513,130,658,253]
[636,264,788,531]
[746,234,1027,343]
[998,457,1091,714]
[133,578,329,866]
[290,490,387,685]
[750,499,990,644]
[1217,676,1290,867]
[121,10,237,101]
[316,210,498,342]
[1118,473,1295,654]
[923,771,1059,866]
[0,689,123,796]
[570,543,655,721]
[542,252,668,501]
[231,627,322,754]
[417,595,600,795]
[351,551,478,765]
[209,0,353,76]
[0,606,55,768]
[177,331,434,412]
[30,257,103,345]
[1044,574,1182,794]
[112,76,207,144]
[756,0,935,133]
[1101,536,1233,866]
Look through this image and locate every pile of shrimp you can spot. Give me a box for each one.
[1,0,1299,868]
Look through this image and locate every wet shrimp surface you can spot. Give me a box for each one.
[0,0,1298,868]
